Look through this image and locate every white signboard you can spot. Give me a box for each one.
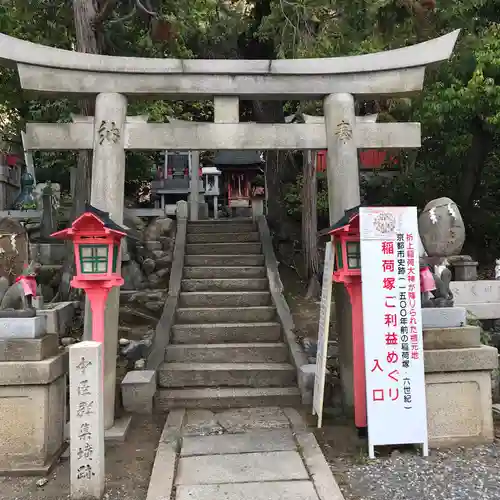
[359,207,428,458]
[313,241,335,428]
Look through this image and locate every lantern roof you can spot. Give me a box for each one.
[319,205,361,237]
[51,203,129,239]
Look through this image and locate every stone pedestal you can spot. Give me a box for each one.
[121,369,156,414]
[424,326,498,448]
[251,198,264,219]
[454,261,478,281]
[37,301,77,336]
[0,345,67,474]
[0,316,46,339]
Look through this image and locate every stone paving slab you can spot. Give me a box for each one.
[181,429,297,456]
[214,406,290,433]
[181,407,290,435]
[175,451,309,485]
[176,481,320,500]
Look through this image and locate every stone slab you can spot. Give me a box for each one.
[451,280,500,304]
[37,301,75,335]
[423,326,481,350]
[146,441,177,500]
[183,409,223,436]
[294,432,345,500]
[214,407,290,433]
[181,429,297,456]
[0,333,58,361]
[426,370,495,447]
[0,352,67,385]
[422,307,466,328]
[424,346,498,373]
[0,316,46,339]
[104,415,132,443]
[176,481,319,500]
[175,451,309,485]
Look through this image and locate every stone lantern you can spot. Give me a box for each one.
[201,166,221,219]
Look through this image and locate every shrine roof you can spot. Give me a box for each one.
[51,204,137,240]
[319,206,361,236]
[211,150,264,166]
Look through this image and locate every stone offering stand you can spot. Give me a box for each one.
[423,307,497,447]
[0,314,67,474]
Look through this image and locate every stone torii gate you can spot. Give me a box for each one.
[0,30,459,431]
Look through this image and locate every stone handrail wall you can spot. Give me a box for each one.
[146,215,187,370]
[256,216,310,403]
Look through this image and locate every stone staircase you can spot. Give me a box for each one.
[156,218,301,409]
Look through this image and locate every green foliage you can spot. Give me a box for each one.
[1,0,500,264]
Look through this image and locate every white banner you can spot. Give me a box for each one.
[313,241,335,428]
[359,207,428,458]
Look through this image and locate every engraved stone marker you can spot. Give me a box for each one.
[69,341,104,499]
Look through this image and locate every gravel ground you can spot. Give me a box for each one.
[316,420,500,500]
[335,445,500,500]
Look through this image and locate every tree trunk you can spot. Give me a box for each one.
[59,0,101,300]
[458,119,493,212]
[302,151,320,298]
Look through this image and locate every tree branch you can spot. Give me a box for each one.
[108,5,137,24]
[94,0,118,24]
[136,0,157,16]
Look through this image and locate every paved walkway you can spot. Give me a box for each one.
[146,407,345,500]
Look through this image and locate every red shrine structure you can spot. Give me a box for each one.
[327,207,367,429]
[51,204,127,346]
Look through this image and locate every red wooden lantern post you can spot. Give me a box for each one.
[327,207,367,429]
[51,205,126,346]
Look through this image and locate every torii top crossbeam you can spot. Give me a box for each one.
[0,31,460,99]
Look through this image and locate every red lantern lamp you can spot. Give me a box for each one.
[51,204,127,345]
[327,206,367,429]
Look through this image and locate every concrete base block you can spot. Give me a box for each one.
[0,316,46,339]
[453,262,478,281]
[104,415,132,443]
[298,364,326,406]
[422,307,466,329]
[37,301,76,336]
[0,333,59,361]
[425,346,498,448]
[424,346,498,373]
[426,371,494,447]
[121,370,156,414]
[423,326,481,350]
[0,353,67,475]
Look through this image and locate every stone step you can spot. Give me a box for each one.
[182,278,269,292]
[185,255,265,267]
[158,362,296,388]
[187,222,256,233]
[186,242,262,255]
[179,291,271,308]
[172,322,282,344]
[184,266,266,279]
[187,232,260,243]
[165,343,289,363]
[156,387,301,410]
[176,306,276,324]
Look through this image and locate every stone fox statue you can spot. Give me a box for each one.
[0,261,40,311]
